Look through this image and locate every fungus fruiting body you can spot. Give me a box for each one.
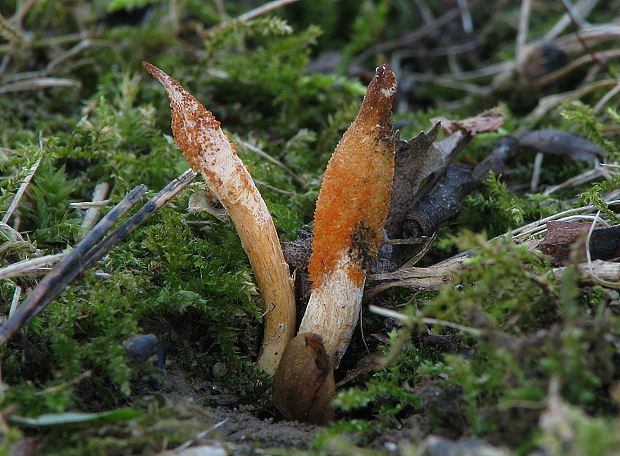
[298,64,397,366]
[143,62,296,374]
[145,62,399,424]
[271,333,335,425]
[273,65,397,423]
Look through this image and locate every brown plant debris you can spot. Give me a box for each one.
[471,135,521,183]
[385,122,442,238]
[403,164,476,238]
[431,106,506,136]
[538,220,620,266]
[519,129,604,162]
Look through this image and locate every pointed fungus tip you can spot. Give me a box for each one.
[142,61,157,76]
[142,62,176,91]
[376,63,390,75]
[142,61,168,86]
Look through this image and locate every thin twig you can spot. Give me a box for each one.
[369,305,482,336]
[521,79,619,131]
[0,253,67,280]
[2,132,43,225]
[0,30,97,54]
[0,9,22,42]
[408,75,492,95]
[554,25,620,53]
[582,211,620,288]
[0,169,197,347]
[412,0,434,25]
[559,0,609,73]
[3,39,98,83]
[543,165,613,195]
[11,0,37,28]
[9,286,21,317]
[366,255,468,298]
[516,0,531,61]
[0,185,147,346]
[530,151,544,192]
[400,233,437,268]
[543,0,600,41]
[235,0,302,22]
[253,179,298,196]
[569,260,620,288]
[213,0,230,23]
[593,80,620,113]
[237,139,305,185]
[456,0,473,34]
[0,55,10,76]
[352,0,484,67]
[510,201,619,241]
[529,49,620,91]
[80,182,110,235]
[0,222,24,244]
[396,40,479,59]
[0,77,80,94]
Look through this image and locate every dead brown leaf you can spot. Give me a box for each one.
[431,106,506,136]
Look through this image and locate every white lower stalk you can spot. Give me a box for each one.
[297,250,364,367]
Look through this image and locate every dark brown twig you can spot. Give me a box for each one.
[352,0,484,67]
[403,164,475,238]
[0,169,196,347]
[559,0,609,73]
[408,132,472,210]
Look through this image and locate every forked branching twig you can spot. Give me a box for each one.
[559,0,609,73]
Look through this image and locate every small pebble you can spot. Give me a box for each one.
[125,334,158,363]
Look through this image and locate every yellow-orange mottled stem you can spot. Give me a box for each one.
[298,64,397,366]
[143,62,296,375]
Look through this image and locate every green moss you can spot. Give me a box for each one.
[2,1,620,454]
[30,400,213,455]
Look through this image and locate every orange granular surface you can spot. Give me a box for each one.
[143,62,249,195]
[309,65,396,289]
[143,62,222,169]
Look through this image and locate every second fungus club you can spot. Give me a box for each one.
[272,65,397,424]
[299,64,397,365]
[143,62,296,375]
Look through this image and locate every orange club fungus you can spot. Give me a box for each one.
[143,62,296,375]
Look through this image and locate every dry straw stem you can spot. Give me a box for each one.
[297,64,397,366]
[142,62,296,374]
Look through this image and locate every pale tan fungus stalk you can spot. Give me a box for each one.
[271,65,398,424]
[143,62,296,374]
[297,64,397,366]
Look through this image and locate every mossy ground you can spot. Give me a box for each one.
[1,0,620,454]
